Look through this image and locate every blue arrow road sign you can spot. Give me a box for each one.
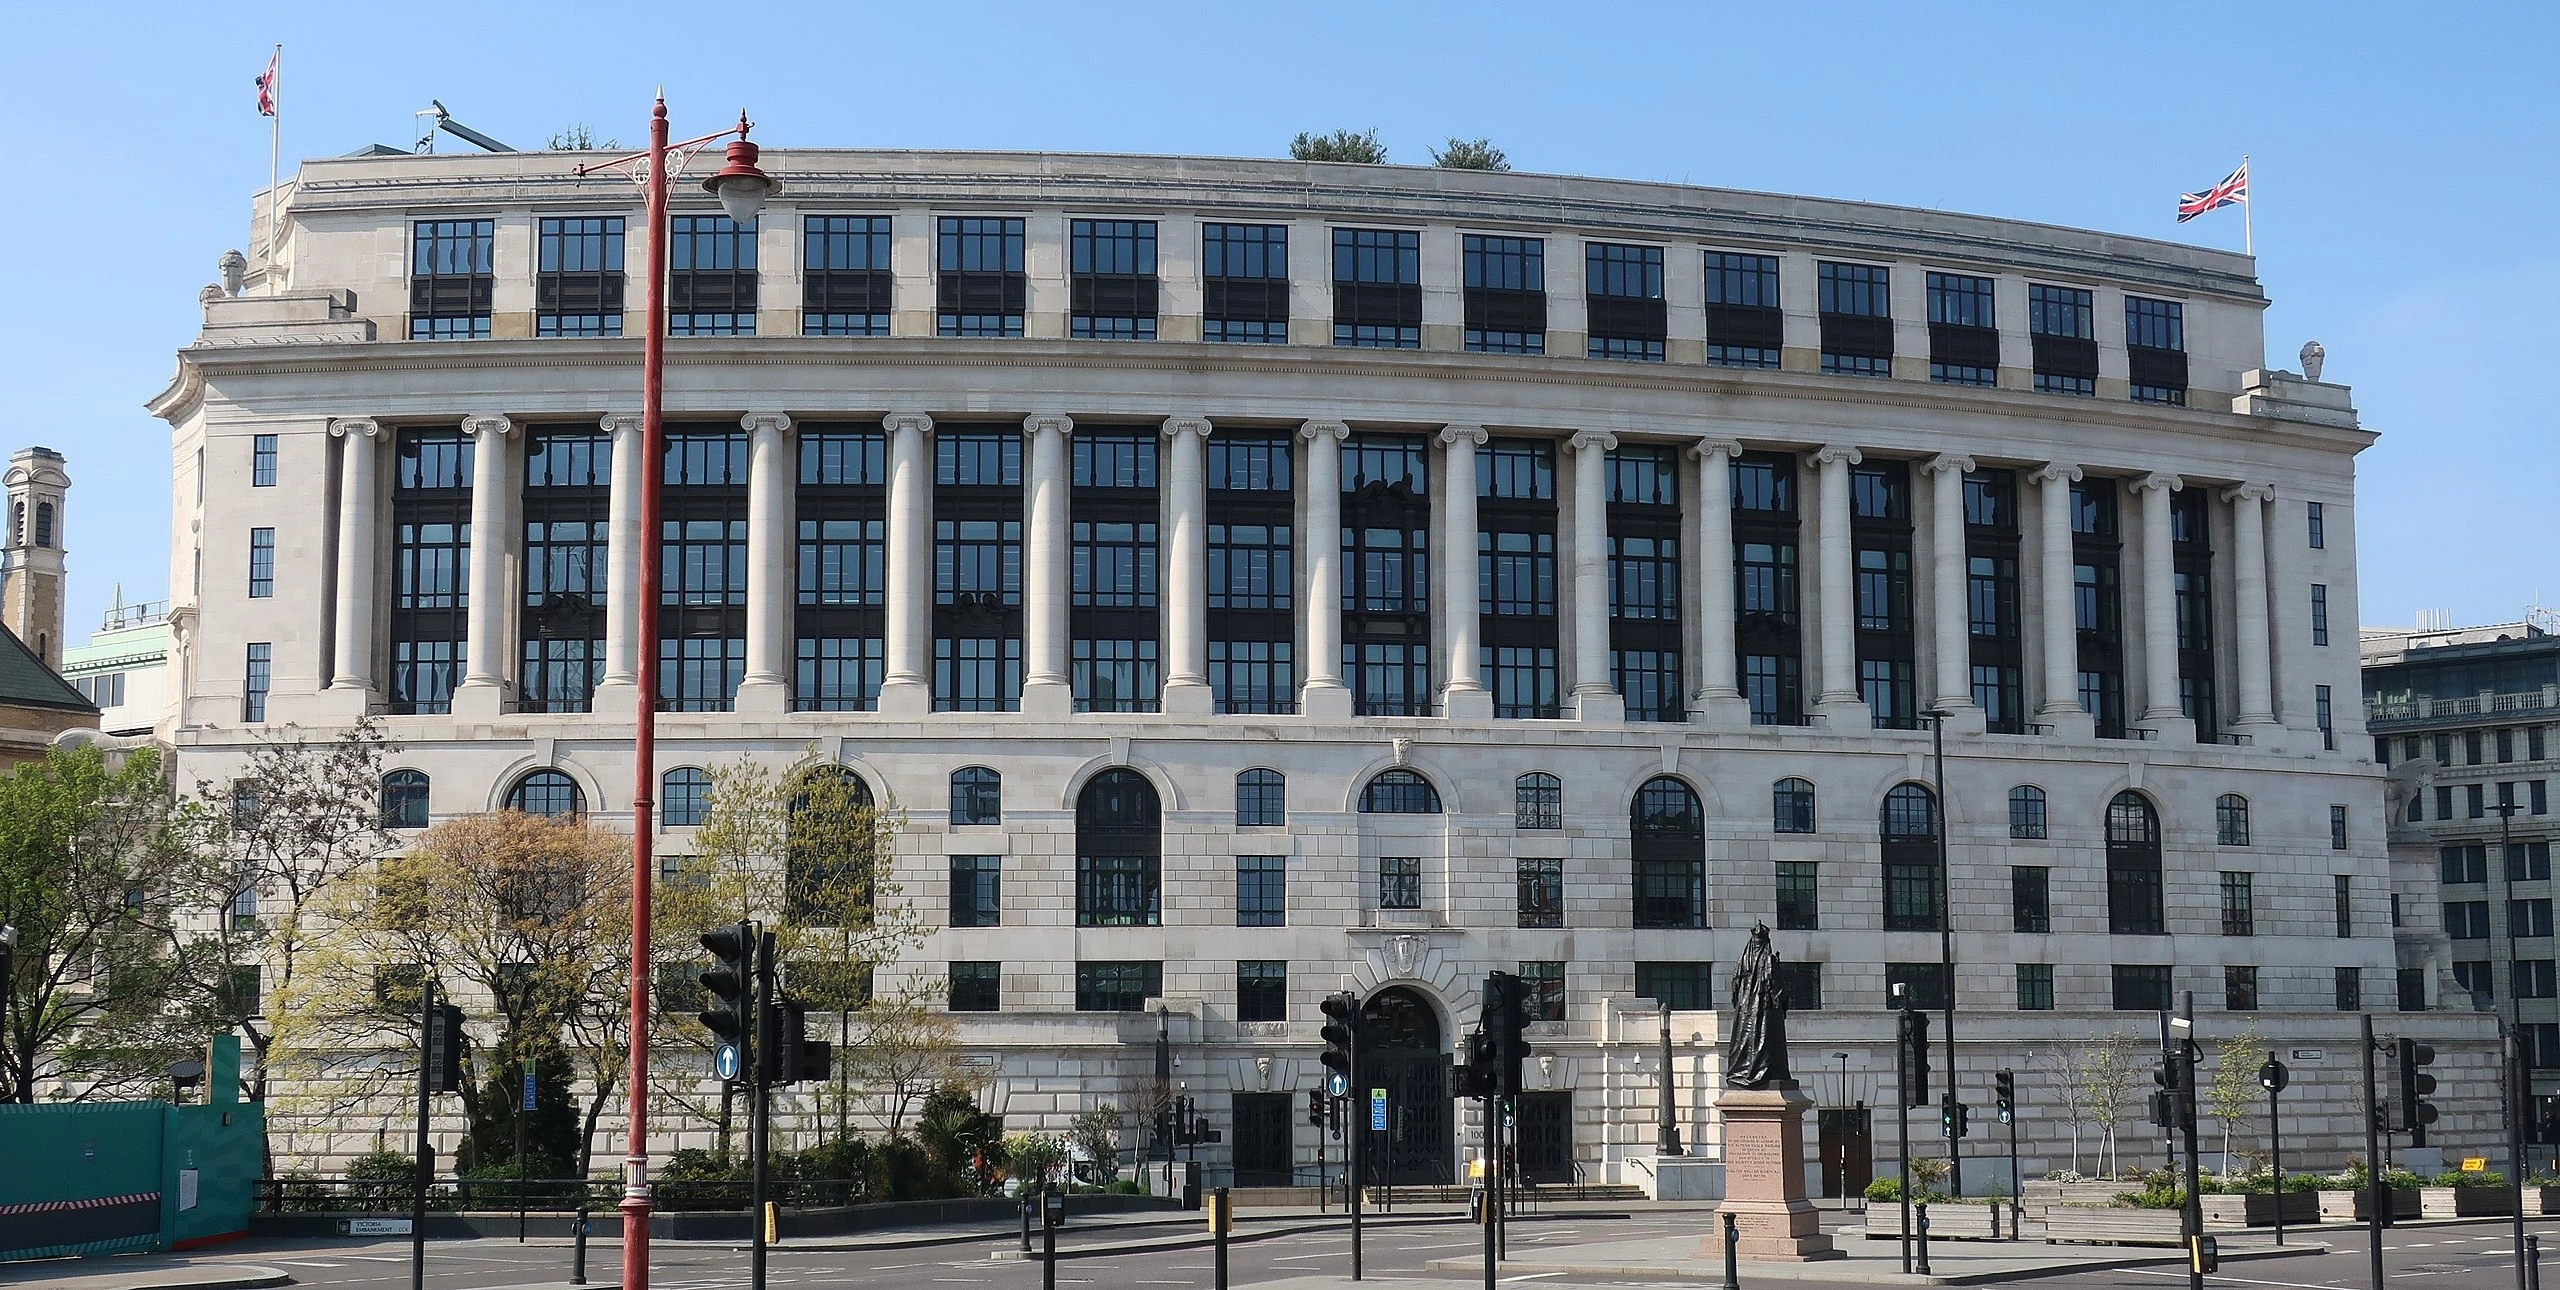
[1327,1071,1348,1098]
[714,1043,742,1082]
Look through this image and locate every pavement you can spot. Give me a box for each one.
[1422,1226,2331,1285]
[0,1259,291,1290]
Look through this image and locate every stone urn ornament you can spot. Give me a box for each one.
[2300,339,2325,382]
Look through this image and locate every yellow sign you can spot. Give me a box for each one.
[2462,1157,2489,1172]
[1205,1190,1232,1235]
[763,1200,777,1243]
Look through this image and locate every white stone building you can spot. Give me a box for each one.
[150,146,2499,1189]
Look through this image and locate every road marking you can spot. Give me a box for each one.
[2125,1270,2356,1290]
[1271,1251,1341,1260]
[1401,1240,1481,1250]
[278,1262,345,1268]
[1499,1275,1564,1284]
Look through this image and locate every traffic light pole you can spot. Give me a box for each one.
[2263,1062,2286,1246]
[2364,1013,2385,1290]
[2176,994,2204,1290]
[2000,1073,2021,1241]
[2512,1028,2531,1290]
[412,977,435,1290]
[751,931,774,1290]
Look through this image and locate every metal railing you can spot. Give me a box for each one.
[257,1175,875,1214]
[2368,687,2560,727]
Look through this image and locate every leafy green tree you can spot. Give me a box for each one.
[1429,137,1510,171]
[1070,1102,1125,1183]
[2208,1021,2268,1175]
[1290,128,1387,163]
[0,743,202,1101]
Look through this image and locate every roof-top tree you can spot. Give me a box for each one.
[1430,137,1511,171]
[1291,128,1388,164]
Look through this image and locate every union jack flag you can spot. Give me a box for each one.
[254,48,278,117]
[2177,160,2247,222]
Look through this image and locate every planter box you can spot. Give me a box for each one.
[1861,1204,2002,1240]
[2200,1192,2320,1228]
[2318,1188,2420,1222]
[2022,1181,2135,1220]
[2044,1206,2188,1246]
[2540,1186,2560,1216]
[2421,1186,2517,1218]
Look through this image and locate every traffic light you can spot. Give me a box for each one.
[1896,1006,1931,1108]
[1486,971,1534,1096]
[1940,1097,1969,1140]
[762,998,832,1086]
[1320,991,1362,1083]
[1994,1069,2016,1124]
[428,1001,466,1094]
[2150,1055,2186,1130]
[699,919,757,1075]
[2399,1040,2439,1146]
[1455,1028,1498,1099]
[1308,1090,1326,1127]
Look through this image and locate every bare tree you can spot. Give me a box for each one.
[846,983,970,1137]
[2207,1021,2269,1175]
[2076,1031,2141,1180]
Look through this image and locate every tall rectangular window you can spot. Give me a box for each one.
[2012,866,2051,933]
[2016,964,2055,1011]
[521,425,611,713]
[934,429,1025,712]
[2221,872,2254,936]
[1817,262,1891,377]
[1480,438,1559,717]
[659,429,750,711]
[803,215,892,336]
[2226,966,2260,1011]
[949,855,1002,928]
[1704,252,1782,368]
[1636,962,1712,1010]
[409,219,493,338]
[2309,583,2331,645]
[1516,856,1563,928]
[2171,488,2218,740]
[1202,223,1289,343]
[1237,961,1288,1023]
[251,434,277,487]
[1342,435,1431,714]
[243,642,271,722]
[247,528,275,598]
[1852,461,1915,728]
[2125,296,2188,405]
[1378,856,1422,910]
[2029,283,2097,395]
[949,962,1001,1012]
[1587,243,1666,361]
[1733,452,1804,725]
[1519,961,1566,1021]
[2316,684,2336,751]
[1071,429,1161,712]
[1966,469,2024,732]
[938,217,1027,337]
[1070,220,1158,339]
[2072,480,2126,738]
[796,424,887,711]
[389,428,471,714]
[2334,966,2363,1012]
[2306,501,2326,548]
[1077,853,1160,928]
[667,216,757,336]
[537,216,626,336]
[1462,234,1545,354]
[1609,444,1684,722]
[1925,272,1998,387]
[1332,228,1421,348]
[1237,855,1286,927]
[1775,861,1819,930]
[1207,432,1296,713]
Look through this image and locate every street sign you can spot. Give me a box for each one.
[1369,1088,1387,1131]
[1327,1071,1348,1098]
[342,1217,412,1236]
[1998,1108,2013,1124]
[2290,1048,2328,1065]
[2462,1156,2489,1172]
[714,1042,742,1082]
[522,1070,538,1112]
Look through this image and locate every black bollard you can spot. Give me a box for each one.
[1042,1189,1058,1290]
[1915,1203,1932,1277]
[570,1205,589,1286]
[2531,1233,2544,1290]
[1213,1187,1231,1290]
[1021,1192,1033,1253]
[1722,1211,1739,1290]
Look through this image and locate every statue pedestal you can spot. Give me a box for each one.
[1707,1084,1839,1261]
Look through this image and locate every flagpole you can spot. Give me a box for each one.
[267,44,281,294]
[2241,153,2253,259]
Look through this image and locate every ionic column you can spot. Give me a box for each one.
[594,413,644,703]
[736,412,796,715]
[2030,462,2093,738]
[2132,472,2193,741]
[1439,424,1491,719]
[327,417,384,703]
[1689,439,1748,728]
[1809,444,1867,727]
[1920,453,1982,729]
[1299,420,1352,717]
[1021,413,1075,717]
[453,413,516,717]
[2225,482,2278,730]
[878,412,935,716]
[1568,430,1623,724]
[1160,415,1214,715]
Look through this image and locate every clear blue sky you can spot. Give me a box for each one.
[3,1,2550,642]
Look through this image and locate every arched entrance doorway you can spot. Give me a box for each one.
[1360,986,1452,1184]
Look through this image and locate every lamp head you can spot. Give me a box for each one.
[0,923,16,950]
[704,129,777,224]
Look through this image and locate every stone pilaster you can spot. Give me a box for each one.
[735,412,796,715]
[1438,424,1491,719]
[878,412,936,716]
[452,413,515,717]
[1159,415,1214,715]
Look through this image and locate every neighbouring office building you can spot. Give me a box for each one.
[149,144,2500,1188]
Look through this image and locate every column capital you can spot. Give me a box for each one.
[328,416,385,441]
[1439,423,1489,448]
[2028,462,2083,486]
[1161,415,1214,441]
[885,411,935,437]
[461,413,515,440]
[1299,419,1350,444]
[1919,452,1976,477]
[741,411,795,438]
[2131,471,2184,495]
[2220,481,2277,504]
[1567,429,1618,454]
[1687,438,1745,463]
[598,413,641,436]
[1023,413,1075,439]
[1810,443,1862,467]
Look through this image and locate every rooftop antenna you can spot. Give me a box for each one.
[413,100,517,155]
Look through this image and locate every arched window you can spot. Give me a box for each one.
[787,766,877,925]
[950,767,1002,826]
[1515,773,1562,830]
[34,502,55,549]
[381,770,430,829]
[2106,790,2164,934]
[506,769,584,818]
[1359,769,1442,814]
[1235,769,1285,828]
[1632,776,1705,929]
[2216,793,2251,846]
[1077,770,1161,927]
[2008,786,2048,840]
[662,768,711,828]
[1772,778,1816,834]
[1880,783,1940,931]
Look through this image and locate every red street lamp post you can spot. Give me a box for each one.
[573,98,776,1290]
